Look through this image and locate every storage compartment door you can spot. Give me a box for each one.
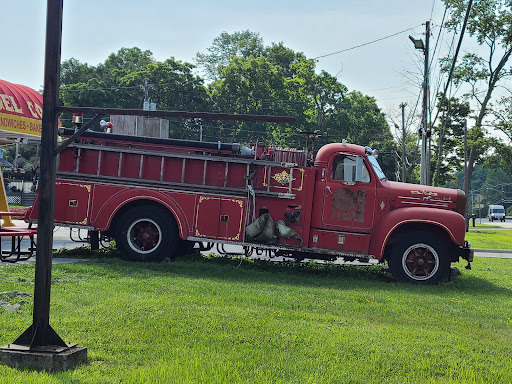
[194,196,220,239]
[54,182,91,225]
[217,198,245,241]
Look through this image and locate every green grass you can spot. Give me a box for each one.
[471,222,500,228]
[0,253,511,383]
[465,229,512,250]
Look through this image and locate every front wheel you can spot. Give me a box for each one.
[115,205,179,262]
[388,232,451,284]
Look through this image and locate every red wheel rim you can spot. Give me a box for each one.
[402,243,439,281]
[127,218,162,253]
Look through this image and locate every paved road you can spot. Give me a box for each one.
[468,217,512,229]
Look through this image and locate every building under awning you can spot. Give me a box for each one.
[0,79,45,225]
[0,79,43,145]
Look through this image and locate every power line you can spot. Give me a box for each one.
[429,10,447,69]
[312,24,423,60]
[430,0,437,20]
[431,0,474,127]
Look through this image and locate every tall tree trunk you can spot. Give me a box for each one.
[462,49,511,224]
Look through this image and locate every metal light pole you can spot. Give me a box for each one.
[409,21,430,185]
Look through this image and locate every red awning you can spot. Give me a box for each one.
[0,79,43,143]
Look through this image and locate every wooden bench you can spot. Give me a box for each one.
[0,212,37,263]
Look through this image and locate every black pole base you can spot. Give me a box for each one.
[13,323,67,349]
[0,343,87,371]
[1,323,87,371]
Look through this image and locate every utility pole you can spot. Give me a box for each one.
[421,21,430,185]
[197,118,203,141]
[399,102,407,183]
[1,0,87,371]
[141,81,156,111]
[410,21,430,185]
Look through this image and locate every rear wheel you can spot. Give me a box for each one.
[388,232,450,284]
[115,205,179,262]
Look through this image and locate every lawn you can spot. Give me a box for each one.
[0,252,511,383]
[471,222,500,228]
[465,229,512,250]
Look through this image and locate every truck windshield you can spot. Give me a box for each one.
[368,155,386,180]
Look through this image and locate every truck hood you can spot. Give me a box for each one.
[387,181,466,215]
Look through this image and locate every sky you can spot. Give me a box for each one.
[2,1,456,129]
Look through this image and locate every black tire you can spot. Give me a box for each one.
[115,205,179,262]
[388,232,451,285]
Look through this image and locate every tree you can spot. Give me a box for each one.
[98,47,155,81]
[442,0,512,208]
[431,96,471,186]
[59,50,209,137]
[208,56,298,145]
[264,42,307,77]
[486,96,512,173]
[205,37,394,161]
[290,60,347,141]
[1,144,38,170]
[195,30,264,81]
[60,58,97,86]
[118,59,209,139]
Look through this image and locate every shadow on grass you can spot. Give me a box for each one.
[52,245,512,295]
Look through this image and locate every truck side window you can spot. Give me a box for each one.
[331,154,370,183]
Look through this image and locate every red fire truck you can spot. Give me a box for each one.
[26,128,472,284]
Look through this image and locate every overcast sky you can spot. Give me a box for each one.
[3,1,451,125]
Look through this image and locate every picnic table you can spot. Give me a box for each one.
[0,212,37,263]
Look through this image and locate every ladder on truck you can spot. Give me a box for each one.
[56,141,300,199]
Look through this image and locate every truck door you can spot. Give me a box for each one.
[321,152,375,230]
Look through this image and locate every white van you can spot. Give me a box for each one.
[488,205,506,222]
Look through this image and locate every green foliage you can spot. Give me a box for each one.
[56,35,395,173]
[1,144,38,170]
[59,48,209,135]
[54,242,119,259]
[431,96,471,186]
[449,165,512,215]
[60,58,97,86]
[203,34,394,158]
[209,56,296,144]
[441,0,512,190]
[489,96,512,171]
[195,30,264,80]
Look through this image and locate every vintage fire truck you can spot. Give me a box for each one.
[26,128,473,284]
